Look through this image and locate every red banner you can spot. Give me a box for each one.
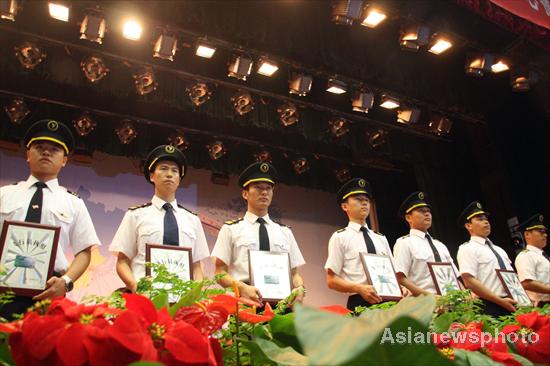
[490,0,550,29]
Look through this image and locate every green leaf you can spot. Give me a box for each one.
[511,353,534,366]
[358,294,436,327]
[432,312,455,333]
[270,313,303,353]
[0,334,14,366]
[453,349,502,366]
[150,292,168,310]
[168,284,202,316]
[253,324,273,340]
[243,338,309,366]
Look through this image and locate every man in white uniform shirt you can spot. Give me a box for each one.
[211,162,305,306]
[457,201,517,317]
[0,119,99,320]
[514,214,549,307]
[393,191,458,296]
[109,145,210,292]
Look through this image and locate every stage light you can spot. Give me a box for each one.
[116,120,138,144]
[73,113,96,137]
[231,91,254,115]
[0,0,18,21]
[327,79,347,94]
[465,53,493,77]
[168,129,189,150]
[289,73,312,96]
[123,20,142,41]
[510,70,538,92]
[5,98,29,124]
[397,107,420,124]
[328,117,350,137]
[368,129,387,148]
[379,95,399,109]
[254,150,272,163]
[361,6,386,28]
[195,42,216,58]
[133,66,157,95]
[428,37,452,55]
[48,2,69,22]
[334,167,351,183]
[228,54,253,80]
[257,57,279,76]
[428,116,452,135]
[351,89,374,113]
[277,103,299,126]
[153,33,177,61]
[491,59,510,73]
[207,141,226,160]
[400,25,430,51]
[80,13,106,44]
[14,41,46,70]
[187,82,212,107]
[81,56,109,83]
[292,157,309,175]
[332,0,364,26]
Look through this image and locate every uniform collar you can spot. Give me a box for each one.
[244,211,271,224]
[410,228,429,239]
[26,175,58,191]
[526,245,544,255]
[348,221,369,232]
[470,236,488,245]
[152,195,177,211]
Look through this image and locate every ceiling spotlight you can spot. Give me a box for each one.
[123,19,142,41]
[368,129,387,148]
[80,13,106,44]
[491,58,510,73]
[400,25,430,51]
[428,116,452,135]
[5,98,29,124]
[465,53,494,77]
[231,91,254,115]
[228,54,253,80]
[277,102,299,126]
[168,129,189,150]
[133,66,157,95]
[510,70,538,92]
[195,41,216,59]
[257,57,279,77]
[254,150,272,163]
[334,167,351,183]
[289,73,312,96]
[81,56,109,83]
[428,36,452,55]
[116,120,138,144]
[292,157,310,175]
[326,79,347,94]
[331,0,364,26]
[361,6,386,28]
[207,141,226,160]
[351,89,374,113]
[48,2,69,22]
[153,33,177,61]
[14,41,46,70]
[187,82,212,107]
[1,0,18,21]
[397,107,421,124]
[73,113,96,137]
[328,117,350,137]
[379,95,400,109]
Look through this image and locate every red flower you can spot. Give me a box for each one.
[484,339,522,366]
[503,311,550,364]
[319,305,351,315]
[174,301,229,335]
[238,302,275,324]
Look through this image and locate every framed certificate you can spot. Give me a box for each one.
[360,253,402,301]
[428,262,462,295]
[496,269,533,307]
[248,250,292,302]
[0,220,60,296]
[145,244,193,281]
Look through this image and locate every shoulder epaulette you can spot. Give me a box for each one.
[128,202,152,211]
[273,219,291,228]
[373,230,384,236]
[177,204,197,216]
[225,218,243,225]
[335,227,346,233]
[399,234,410,239]
[67,190,81,198]
[520,249,529,253]
[459,242,468,247]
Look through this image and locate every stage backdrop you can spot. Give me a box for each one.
[0,148,354,307]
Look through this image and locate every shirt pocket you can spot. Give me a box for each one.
[0,200,24,222]
[271,240,290,253]
[179,226,197,247]
[411,246,431,261]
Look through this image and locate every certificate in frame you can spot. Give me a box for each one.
[0,220,60,296]
[427,262,462,295]
[360,253,402,301]
[248,250,292,302]
[496,269,533,307]
[145,244,193,281]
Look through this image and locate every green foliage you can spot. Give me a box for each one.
[453,349,502,366]
[0,333,14,366]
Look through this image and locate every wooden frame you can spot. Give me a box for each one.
[248,250,292,302]
[427,262,462,295]
[0,220,60,296]
[145,244,193,281]
[360,253,402,301]
[496,269,533,307]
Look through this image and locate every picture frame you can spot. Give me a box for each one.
[145,244,193,281]
[248,250,292,302]
[360,253,402,301]
[0,220,60,296]
[496,269,533,307]
[427,262,462,295]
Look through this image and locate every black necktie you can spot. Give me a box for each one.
[360,227,377,254]
[426,233,442,262]
[162,203,179,246]
[486,239,506,270]
[257,217,270,251]
[25,182,47,223]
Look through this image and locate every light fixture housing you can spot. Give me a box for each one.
[48,2,69,22]
[292,157,310,175]
[228,54,253,80]
[207,141,227,160]
[351,89,374,113]
[510,70,538,92]
[428,36,452,55]
[361,6,386,28]
[0,0,18,21]
[464,53,494,77]
[326,79,347,94]
[400,25,430,51]
[289,73,312,96]
[397,107,421,124]
[195,42,216,58]
[328,117,350,137]
[331,0,364,26]
[80,13,106,44]
[257,57,279,76]
[123,20,142,41]
[379,95,400,109]
[428,116,453,135]
[277,103,299,126]
[368,129,387,148]
[153,33,178,61]
[491,58,510,73]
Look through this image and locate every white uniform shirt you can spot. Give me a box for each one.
[109,195,210,280]
[457,236,514,297]
[211,211,305,283]
[0,175,99,272]
[393,228,458,293]
[515,245,550,304]
[324,221,393,288]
